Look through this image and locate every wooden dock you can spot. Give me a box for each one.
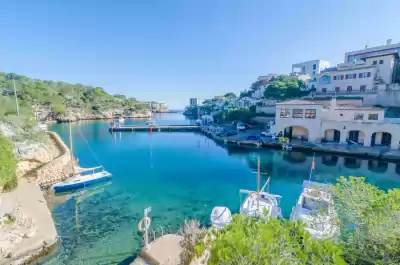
[109,125,200,132]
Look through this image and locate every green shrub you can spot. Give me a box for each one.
[0,134,18,190]
[332,177,400,265]
[209,215,346,265]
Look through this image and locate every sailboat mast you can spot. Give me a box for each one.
[257,156,260,211]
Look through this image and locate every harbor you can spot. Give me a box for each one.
[40,114,400,265]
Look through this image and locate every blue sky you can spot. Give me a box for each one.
[0,0,399,109]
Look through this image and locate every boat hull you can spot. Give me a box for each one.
[54,175,112,192]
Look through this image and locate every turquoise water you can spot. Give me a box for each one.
[42,113,400,265]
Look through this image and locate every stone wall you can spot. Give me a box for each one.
[36,132,73,187]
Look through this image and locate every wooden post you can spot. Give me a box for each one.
[144,208,149,247]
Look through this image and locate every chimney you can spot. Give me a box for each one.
[387,39,392,45]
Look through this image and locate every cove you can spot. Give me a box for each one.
[42,113,400,265]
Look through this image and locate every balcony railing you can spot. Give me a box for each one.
[315,90,377,95]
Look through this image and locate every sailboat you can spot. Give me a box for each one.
[240,156,283,219]
[290,154,338,239]
[53,119,112,193]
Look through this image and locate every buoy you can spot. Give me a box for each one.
[138,217,151,232]
[149,127,153,133]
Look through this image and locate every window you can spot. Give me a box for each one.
[280,108,290,118]
[360,85,366,92]
[335,87,340,92]
[347,86,352,92]
[379,60,384,64]
[368,114,378,120]
[373,60,377,65]
[322,88,327,93]
[354,113,364,120]
[359,72,371,78]
[313,71,315,75]
[333,76,337,80]
[292,109,303,118]
[313,64,316,70]
[305,109,316,119]
[345,74,357,79]
[340,75,344,80]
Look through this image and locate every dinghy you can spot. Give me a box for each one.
[210,207,232,229]
[53,166,112,192]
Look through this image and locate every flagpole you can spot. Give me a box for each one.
[308,153,315,181]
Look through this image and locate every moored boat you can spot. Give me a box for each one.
[53,166,112,192]
[210,206,232,229]
[240,190,282,219]
[290,180,337,239]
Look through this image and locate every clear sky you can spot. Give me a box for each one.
[0,0,399,109]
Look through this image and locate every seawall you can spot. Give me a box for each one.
[37,131,74,188]
[0,131,74,264]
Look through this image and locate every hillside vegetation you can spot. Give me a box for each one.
[0,72,157,122]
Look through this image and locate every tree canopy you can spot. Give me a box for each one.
[209,215,346,265]
[220,108,255,122]
[0,72,158,119]
[263,75,307,99]
[223,92,237,99]
[332,177,400,265]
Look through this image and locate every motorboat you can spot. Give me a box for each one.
[37,123,48,131]
[210,206,232,229]
[290,180,337,239]
[240,191,282,219]
[146,120,157,127]
[53,166,112,192]
[118,117,125,124]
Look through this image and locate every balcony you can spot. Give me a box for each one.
[315,90,377,96]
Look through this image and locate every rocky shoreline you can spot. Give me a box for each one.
[0,128,74,265]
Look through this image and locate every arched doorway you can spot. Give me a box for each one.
[347,130,365,145]
[368,160,388,173]
[323,129,341,143]
[322,155,338,166]
[371,132,392,146]
[284,126,309,141]
[344,157,361,169]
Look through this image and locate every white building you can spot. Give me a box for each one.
[275,99,400,149]
[292,60,331,90]
[190,98,201,106]
[314,40,400,106]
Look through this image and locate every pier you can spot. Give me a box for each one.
[109,125,200,132]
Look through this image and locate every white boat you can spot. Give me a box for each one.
[146,120,157,126]
[290,180,337,239]
[37,123,48,131]
[53,166,112,192]
[240,190,282,219]
[210,206,232,229]
[239,157,283,219]
[119,117,125,123]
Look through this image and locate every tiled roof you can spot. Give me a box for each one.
[334,105,384,110]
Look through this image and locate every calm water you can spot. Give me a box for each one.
[42,113,400,265]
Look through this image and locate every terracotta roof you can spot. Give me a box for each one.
[277,100,323,105]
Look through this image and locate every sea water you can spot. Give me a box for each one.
[42,113,400,265]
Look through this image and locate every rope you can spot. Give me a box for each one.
[77,125,104,167]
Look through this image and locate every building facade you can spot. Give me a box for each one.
[313,40,400,106]
[275,99,400,149]
[189,98,201,106]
